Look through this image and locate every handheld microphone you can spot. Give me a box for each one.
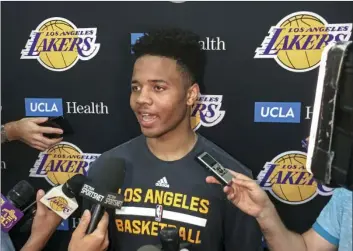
[1,180,35,232]
[137,245,161,251]
[196,152,233,186]
[160,227,180,251]
[82,157,126,234]
[40,174,87,219]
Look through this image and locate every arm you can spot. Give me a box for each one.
[20,190,62,251]
[2,118,63,150]
[206,170,338,251]
[257,203,337,251]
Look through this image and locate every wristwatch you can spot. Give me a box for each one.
[1,125,9,143]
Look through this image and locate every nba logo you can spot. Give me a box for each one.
[155,204,163,222]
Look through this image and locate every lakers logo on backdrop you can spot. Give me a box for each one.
[21,17,100,71]
[254,11,352,72]
[30,142,100,186]
[190,94,225,131]
[257,151,333,204]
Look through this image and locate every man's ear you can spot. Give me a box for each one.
[186,83,200,106]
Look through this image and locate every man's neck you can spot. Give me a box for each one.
[146,122,197,162]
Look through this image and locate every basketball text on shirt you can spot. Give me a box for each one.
[115,188,210,244]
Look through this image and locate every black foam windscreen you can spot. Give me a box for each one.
[92,156,126,193]
[6,180,35,210]
[62,173,87,198]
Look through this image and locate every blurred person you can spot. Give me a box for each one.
[83,28,262,251]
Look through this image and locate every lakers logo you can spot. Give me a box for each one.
[29,142,100,186]
[254,11,352,72]
[20,17,100,71]
[257,151,333,204]
[190,94,225,131]
[48,196,69,212]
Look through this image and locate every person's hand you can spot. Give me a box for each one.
[21,189,62,251]
[206,169,274,219]
[5,117,63,151]
[69,210,109,251]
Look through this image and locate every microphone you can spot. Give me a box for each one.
[81,157,126,234]
[307,40,353,190]
[39,174,87,219]
[137,245,161,251]
[1,180,35,232]
[160,227,180,251]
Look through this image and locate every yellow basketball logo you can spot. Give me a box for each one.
[190,94,225,131]
[21,17,100,71]
[30,142,100,186]
[254,11,352,72]
[48,196,69,212]
[257,151,333,204]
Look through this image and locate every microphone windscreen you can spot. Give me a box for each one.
[90,156,126,193]
[6,180,35,209]
[137,245,161,251]
[63,174,87,198]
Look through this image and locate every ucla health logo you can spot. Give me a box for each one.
[254,102,301,123]
[190,95,225,131]
[21,17,100,71]
[130,33,226,52]
[25,98,63,117]
[254,11,352,72]
[57,219,69,231]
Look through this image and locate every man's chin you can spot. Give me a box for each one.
[140,127,162,138]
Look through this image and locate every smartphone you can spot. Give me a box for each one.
[39,116,74,138]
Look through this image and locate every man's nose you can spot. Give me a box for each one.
[136,88,152,105]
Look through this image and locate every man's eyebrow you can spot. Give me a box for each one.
[148,79,169,84]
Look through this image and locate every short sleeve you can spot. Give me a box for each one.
[312,189,343,246]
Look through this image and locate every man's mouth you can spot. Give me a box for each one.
[141,113,157,122]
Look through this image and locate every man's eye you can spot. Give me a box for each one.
[131,86,140,92]
[154,86,165,92]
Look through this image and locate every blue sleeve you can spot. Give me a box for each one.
[312,189,343,246]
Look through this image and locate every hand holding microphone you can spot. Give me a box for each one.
[20,189,62,251]
[68,210,109,251]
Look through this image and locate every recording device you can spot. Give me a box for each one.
[83,157,126,234]
[1,180,35,232]
[196,152,233,186]
[307,41,353,191]
[39,116,74,139]
[40,174,87,219]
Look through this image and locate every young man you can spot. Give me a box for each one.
[84,28,263,251]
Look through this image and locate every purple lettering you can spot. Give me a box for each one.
[27,32,42,56]
[263,28,284,55]
[315,34,334,50]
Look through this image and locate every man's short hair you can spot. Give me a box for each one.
[132,28,207,92]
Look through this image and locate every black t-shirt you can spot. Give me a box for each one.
[83,134,262,251]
